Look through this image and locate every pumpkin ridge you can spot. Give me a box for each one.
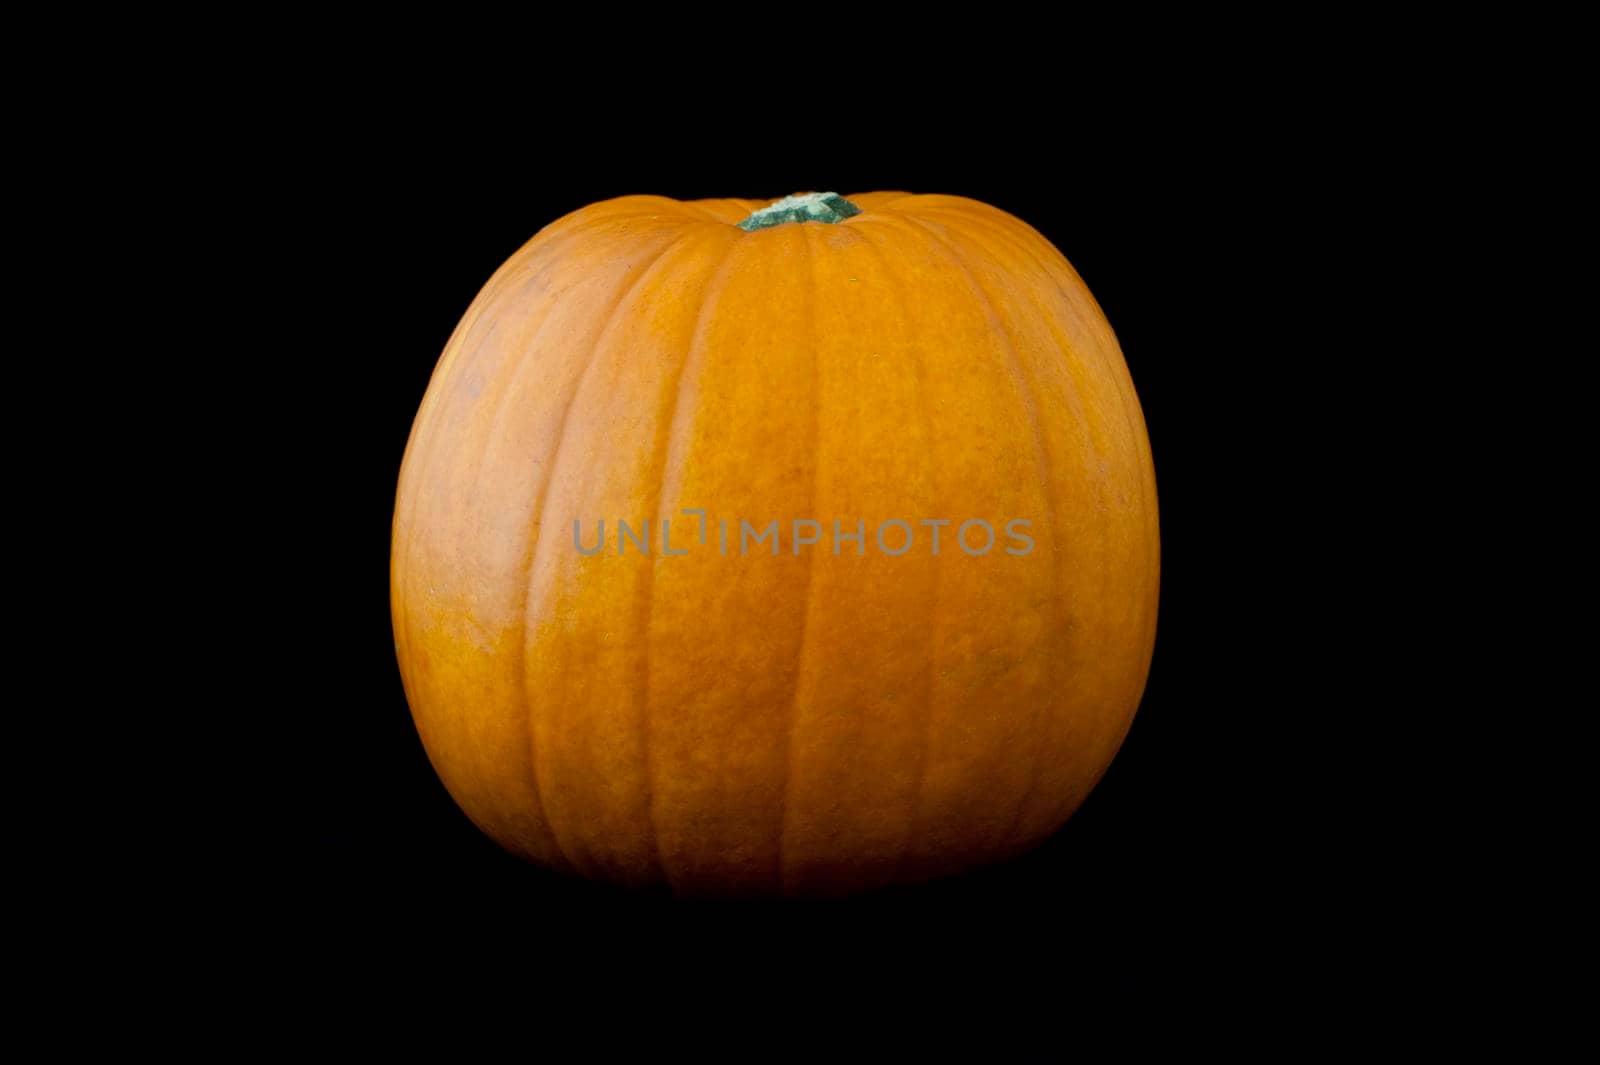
[396,258,537,674]
[774,224,821,893]
[484,239,680,870]
[936,206,1160,832]
[964,211,1160,620]
[395,210,664,692]
[887,211,1066,850]
[461,278,574,537]
[394,248,576,837]
[845,191,920,213]
[678,201,732,223]
[845,224,942,889]
[460,219,697,532]
[682,197,764,224]
[424,206,684,426]
[640,230,742,892]
[909,207,1123,841]
[1034,239,1162,786]
[519,224,704,876]
[912,207,1113,471]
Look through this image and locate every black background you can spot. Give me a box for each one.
[267,112,1356,1008]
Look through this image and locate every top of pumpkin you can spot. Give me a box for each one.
[737,192,862,232]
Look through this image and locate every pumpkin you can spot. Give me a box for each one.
[391,191,1158,897]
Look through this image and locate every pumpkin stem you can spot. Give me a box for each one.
[737,192,861,232]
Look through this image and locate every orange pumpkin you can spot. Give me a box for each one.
[391,192,1158,896]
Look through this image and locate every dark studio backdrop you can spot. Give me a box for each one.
[267,112,1356,1003]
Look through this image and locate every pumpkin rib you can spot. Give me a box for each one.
[846,190,919,213]
[393,229,602,838]
[773,224,821,893]
[460,218,692,872]
[396,238,553,640]
[640,227,743,892]
[687,198,762,224]
[674,202,732,224]
[884,194,1010,230]
[461,278,574,532]
[889,211,1069,853]
[1019,231,1162,792]
[913,208,1113,498]
[908,206,1126,843]
[844,221,943,889]
[991,209,1158,810]
[458,215,701,525]
[395,208,673,692]
[517,222,706,877]
[963,207,1160,630]
[1042,265,1160,827]
[428,267,582,857]
[564,195,723,228]
[914,207,1126,500]
[928,205,1160,831]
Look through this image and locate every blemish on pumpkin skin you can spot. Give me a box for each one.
[462,614,495,654]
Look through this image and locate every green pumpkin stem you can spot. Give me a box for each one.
[737,192,862,232]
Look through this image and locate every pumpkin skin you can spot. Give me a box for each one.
[391,192,1158,897]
